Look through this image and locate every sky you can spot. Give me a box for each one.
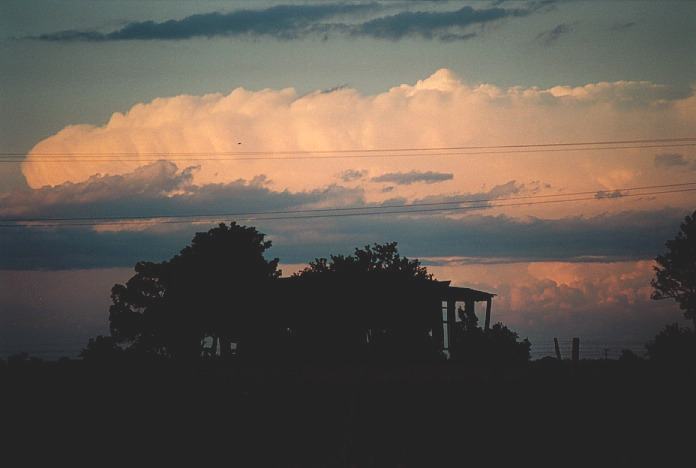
[1,0,696,358]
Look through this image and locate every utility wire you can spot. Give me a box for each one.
[2,186,694,228]
[3,181,695,224]
[3,137,695,157]
[6,143,696,163]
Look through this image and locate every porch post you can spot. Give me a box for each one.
[447,299,456,353]
[484,297,492,331]
[432,298,445,350]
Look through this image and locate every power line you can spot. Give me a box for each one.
[3,181,695,224]
[3,137,696,157]
[6,143,696,163]
[2,186,694,228]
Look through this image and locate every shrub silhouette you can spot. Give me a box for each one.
[80,335,123,362]
[618,349,643,363]
[449,307,531,367]
[646,323,696,364]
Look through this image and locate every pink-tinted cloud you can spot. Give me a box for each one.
[426,260,686,341]
[21,70,696,222]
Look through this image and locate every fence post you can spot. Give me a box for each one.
[554,338,562,361]
[571,337,580,363]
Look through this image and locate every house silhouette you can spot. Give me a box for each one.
[263,277,495,359]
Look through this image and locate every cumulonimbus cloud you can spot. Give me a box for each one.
[22,69,696,221]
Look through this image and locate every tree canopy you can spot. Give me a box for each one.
[98,232,527,366]
[288,242,441,362]
[298,242,432,281]
[109,222,279,359]
[652,210,696,327]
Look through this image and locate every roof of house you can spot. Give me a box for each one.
[276,277,494,302]
[437,281,495,302]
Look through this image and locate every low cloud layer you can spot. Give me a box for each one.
[32,3,545,43]
[1,161,366,220]
[2,161,522,222]
[0,202,688,270]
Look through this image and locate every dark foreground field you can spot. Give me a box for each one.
[2,359,694,466]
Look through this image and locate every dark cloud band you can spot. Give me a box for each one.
[535,22,575,45]
[0,208,685,269]
[371,170,453,185]
[32,3,544,42]
[1,161,682,269]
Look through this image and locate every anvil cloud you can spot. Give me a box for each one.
[23,70,696,216]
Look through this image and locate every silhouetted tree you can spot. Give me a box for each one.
[298,242,431,280]
[646,323,696,364]
[291,242,440,362]
[652,210,696,327]
[109,223,280,360]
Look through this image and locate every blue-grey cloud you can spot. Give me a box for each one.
[594,190,625,199]
[0,161,363,220]
[535,22,575,45]
[33,3,380,41]
[353,5,531,41]
[1,163,683,270]
[371,170,453,185]
[1,207,687,269]
[654,153,692,169]
[412,180,522,201]
[32,3,545,42]
[610,21,636,32]
[270,208,688,265]
[338,169,368,182]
